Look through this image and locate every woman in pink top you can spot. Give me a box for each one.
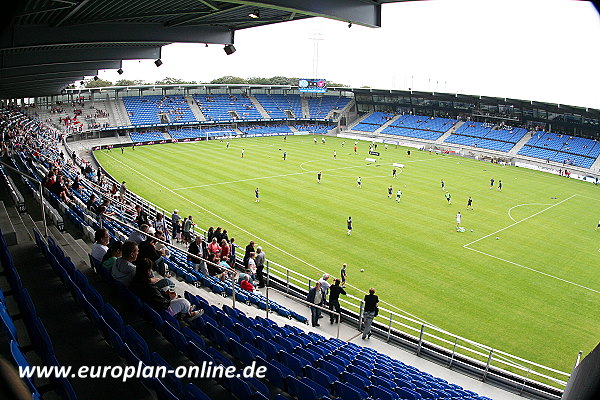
[207,237,221,257]
[220,239,230,260]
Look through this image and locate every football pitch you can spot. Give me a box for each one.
[94,135,600,371]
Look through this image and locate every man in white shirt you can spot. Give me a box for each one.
[91,228,110,263]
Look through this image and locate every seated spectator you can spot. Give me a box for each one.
[154,230,171,259]
[130,259,202,320]
[49,174,70,203]
[127,224,149,244]
[86,194,101,215]
[91,228,110,263]
[239,275,255,292]
[111,241,138,286]
[101,241,122,271]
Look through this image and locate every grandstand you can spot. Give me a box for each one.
[517,131,600,168]
[193,94,263,122]
[123,95,196,126]
[443,122,529,153]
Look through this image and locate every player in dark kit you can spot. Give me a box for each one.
[317,171,322,183]
[388,185,393,198]
[347,217,353,235]
[392,168,397,178]
[255,187,259,202]
[489,178,494,189]
[467,196,473,210]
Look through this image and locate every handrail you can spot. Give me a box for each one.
[0,159,48,237]
[267,286,341,339]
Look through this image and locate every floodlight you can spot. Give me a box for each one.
[154,59,163,67]
[117,68,123,75]
[249,9,260,19]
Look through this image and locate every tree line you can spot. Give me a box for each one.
[80,76,350,88]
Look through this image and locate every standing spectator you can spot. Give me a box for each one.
[220,239,230,261]
[255,246,266,288]
[91,228,110,264]
[111,241,139,286]
[221,229,229,243]
[171,209,181,243]
[213,227,223,243]
[207,237,221,257]
[328,279,346,324]
[182,216,194,245]
[307,282,324,327]
[206,226,215,242]
[247,252,257,281]
[187,236,208,276]
[362,288,379,339]
[243,240,255,267]
[229,237,237,267]
[134,205,149,227]
[154,212,169,242]
[119,181,127,202]
[138,236,167,276]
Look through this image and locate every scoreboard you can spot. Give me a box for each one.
[298,78,327,93]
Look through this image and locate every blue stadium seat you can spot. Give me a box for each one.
[124,325,152,364]
[184,383,211,400]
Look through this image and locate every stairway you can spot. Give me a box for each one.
[248,95,270,119]
[508,130,534,156]
[185,95,206,121]
[435,120,464,144]
[107,98,131,127]
[301,97,310,119]
[373,115,401,135]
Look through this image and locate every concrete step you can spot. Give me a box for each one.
[37,221,89,271]
[0,201,17,245]
[5,203,33,245]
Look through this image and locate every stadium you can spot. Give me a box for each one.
[0,2,598,400]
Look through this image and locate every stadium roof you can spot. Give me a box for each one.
[0,0,407,100]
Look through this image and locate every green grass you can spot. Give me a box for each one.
[94,135,600,372]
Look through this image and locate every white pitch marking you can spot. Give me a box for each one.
[464,247,600,294]
[102,152,433,324]
[464,194,577,247]
[507,203,551,223]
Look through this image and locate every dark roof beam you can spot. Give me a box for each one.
[14,4,73,18]
[198,0,221,12]
[0,71,99,85]
[1,61,121,77]
[1,46,161,68]
[1,23,234,50]
[53,0,92,27]
[166,5,246,27]
[65,9,213,25]
[221,0,382,28]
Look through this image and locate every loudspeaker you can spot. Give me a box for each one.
[224,45,236,55]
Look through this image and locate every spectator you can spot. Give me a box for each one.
[138,235,167,276]
[247,252,257,281]
[362,288,379,339]
[207,237,221,257]
[49,174,70,203]
[119,181,126,202]
[86,193,100,215]
[154,212,169,242]
[187,236,208,276]
[213,227,223,243]
[243,240,255,267]
[207,226,215,242]
[239,275,255,292]
[255,246,266,288]
[182,216,194,245]
[127,224,148,244]
[134,205,149,227]
[130,259,202,320]
[220,239,230,261]
[229,237,237,267]
[154,230,171,260]
[101,241,122,271]
[328,279,346,324]
[111,241,138,286]
[307,282,324,327]
[318,274,331,296]
[171,209,181,243]
[91,228,110,263]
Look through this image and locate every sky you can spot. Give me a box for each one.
[97,0,600,109]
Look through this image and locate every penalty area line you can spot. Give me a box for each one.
[463,247,600,294]
[464,194,577,247]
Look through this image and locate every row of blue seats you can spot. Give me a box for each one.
[1,229,77,399]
